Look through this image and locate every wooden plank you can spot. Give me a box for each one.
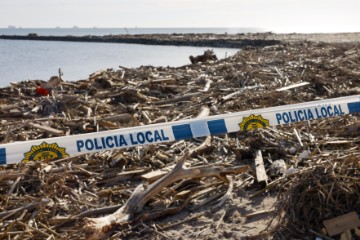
[141,169,167,183]
[254,150,268,184]
[141,165,175,183]
[150,77,175,84]
[98,113,133,123]
[98,169,149,184]
[243,209,275,219]
[323,211,360,236]
[175,190,192,200]
[27,123,64,136]
[293,128,304,147]
[340,230,352,240]
[276,81,309,91]
[0,104,18,110]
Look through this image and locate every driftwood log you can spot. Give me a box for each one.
[84,151,249,239]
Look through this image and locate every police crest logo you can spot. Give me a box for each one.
[239,114,270,131]
[22,142,69,162]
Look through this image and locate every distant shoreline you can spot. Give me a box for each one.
[1,32,360,48]
[0,33,281,48]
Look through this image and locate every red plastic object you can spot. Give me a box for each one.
[36,86,49,96]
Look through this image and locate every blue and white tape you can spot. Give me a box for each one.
[1,95,359,165]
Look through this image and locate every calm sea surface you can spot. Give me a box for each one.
[0,28,258,87]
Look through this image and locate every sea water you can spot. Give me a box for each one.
[0,28,253,87]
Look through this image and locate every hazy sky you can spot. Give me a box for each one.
[1,0,359,32]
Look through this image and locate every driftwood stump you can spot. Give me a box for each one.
[189,49,218,64]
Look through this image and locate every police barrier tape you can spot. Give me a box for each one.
[1,95,360,165]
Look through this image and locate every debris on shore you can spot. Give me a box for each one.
[189,49,218,64]
[0,35,359,239]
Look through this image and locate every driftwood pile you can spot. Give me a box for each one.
[189,49,218,64]
[0,38,360,239]
[273,157,360,239]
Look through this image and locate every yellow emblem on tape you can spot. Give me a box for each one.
[22,142,69,162]
[239,114,269,131]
